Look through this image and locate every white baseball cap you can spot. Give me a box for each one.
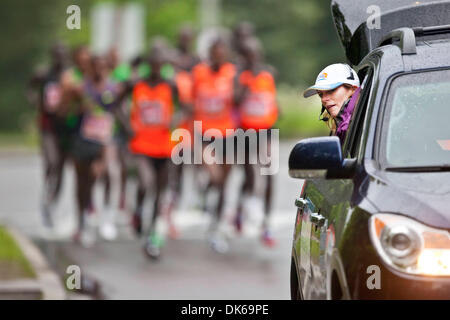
[303,63,360,98]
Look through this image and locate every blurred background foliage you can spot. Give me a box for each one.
[0,0,345,140]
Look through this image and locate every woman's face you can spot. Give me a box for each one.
[318,85,356,118]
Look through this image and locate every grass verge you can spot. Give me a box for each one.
[0,131,38,150]
[0,226,36,280]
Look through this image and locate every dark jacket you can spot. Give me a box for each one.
[334,87,361,145]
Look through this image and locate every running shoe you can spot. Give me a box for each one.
[261,229,277,248]
[80,228,96,248]
[143,232,164,260]
[99,222,117,241]
[99,207,117,241]
[78,210,97,248]
[208,231,229,254]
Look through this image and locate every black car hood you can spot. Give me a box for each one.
[331,0,450,65]
[363,170,450,230]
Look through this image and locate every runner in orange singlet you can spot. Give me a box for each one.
[191,38,237,253]
[234,37,279,247]
[128,48,179,260]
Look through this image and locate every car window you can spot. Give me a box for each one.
[381,69,450,168]
[343,67,373,158]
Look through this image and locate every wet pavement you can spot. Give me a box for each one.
[0,140,304,299]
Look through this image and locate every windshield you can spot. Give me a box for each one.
[382,69,450,169]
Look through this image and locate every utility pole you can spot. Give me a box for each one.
[197,0,226,60]
[91,3,145,62]
[200,0,221,29]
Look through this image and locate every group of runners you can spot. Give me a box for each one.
[27,22,280,259]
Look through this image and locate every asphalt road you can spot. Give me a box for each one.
[0,140,304,299]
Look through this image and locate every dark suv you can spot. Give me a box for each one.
[289,0,450,299]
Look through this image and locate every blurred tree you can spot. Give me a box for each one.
[222,0,346,86]
[0,0,197,133]
[0,0,91,132]
[144,0,198,45]
[0,0,345,133]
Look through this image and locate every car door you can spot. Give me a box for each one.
[296,66,374,300]
[294,182,319,300]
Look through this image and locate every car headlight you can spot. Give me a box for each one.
[369,214,450,276]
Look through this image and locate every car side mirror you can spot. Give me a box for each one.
[288,136,356,179]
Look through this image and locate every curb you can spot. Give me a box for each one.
[0,148,38,157]
[6,227,66,300]
[0,279,42,300]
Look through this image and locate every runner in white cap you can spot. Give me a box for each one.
[303,63,360,143]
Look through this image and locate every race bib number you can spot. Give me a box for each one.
[199,96,226,114]
[43,82,62,112]
[81,113,113,143]
[138,100,165,125]
[242,93,272,117]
